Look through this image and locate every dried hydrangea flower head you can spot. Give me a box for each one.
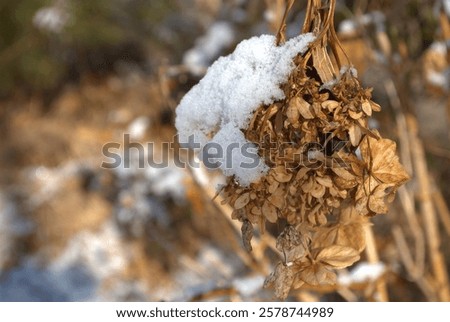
[176,0,409,299]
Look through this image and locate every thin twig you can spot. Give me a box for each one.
[431,182,450,237]
[186,164,275,275]
[407,115,450,301]
[363,224,389,301]
[392,225,437,301]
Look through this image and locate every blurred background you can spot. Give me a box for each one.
[0,0,449,301]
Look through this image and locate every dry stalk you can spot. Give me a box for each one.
[363,224,388,301]
[407,115,450,301]
[392,225,437,301]
[432,183,450,237]
[386,79,426,277]
[186,164,274,276]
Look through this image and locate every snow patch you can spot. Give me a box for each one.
[183,22,235,75]
[33,4,69,33]
[338,262,386,286]
[176,33,315,185]
[127,116,150,140]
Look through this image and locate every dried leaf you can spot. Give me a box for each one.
[291,96,315,119]
[316,175,333,188]
[234,192,250,209]
[331,166,355,181]
[321,100,339,112]
[276,226,306,263]
[361,100,372,116]
[241,220,253,252]
[349,124,362,146]
[370,101,381,112]
[264,262,294,300]
[312,46,335,83]
[287,100,300,124]
[311,181,326,198]
[360,136,410,185]
[349,110,363,120]
[296,260,337,286]
[273,166,293,183]
[368,183,396,214]
[295,167,310,180]
[262,200,278,223]
[316,245,360,269]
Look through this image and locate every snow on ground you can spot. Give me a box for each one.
[0,221,148,301]
[176,33,315,186]
[0,193,33,273]
[338,262,386,286]
[170,244,246,301]
[183,22,235,75]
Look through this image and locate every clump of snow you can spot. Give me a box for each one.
[33,4,70,33]
[176,33,315,186]
[444,0,450,17]
[52,221,127,282]
[27,162,81,208]
[183,22,235,75]
[338,262,386,286]
[425,42,450,92]
[338,11,386,35]
[127,116,150,140]
[113,145,186,236]
[232,274,265,297]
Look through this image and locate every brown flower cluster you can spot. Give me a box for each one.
[220,1,409,299]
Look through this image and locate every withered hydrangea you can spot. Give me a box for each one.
[176,0,409,299]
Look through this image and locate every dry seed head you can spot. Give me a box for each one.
[221,0,409,299]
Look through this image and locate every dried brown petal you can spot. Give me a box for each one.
[311,181,326,198]
[241,220,253,252]
[296,259,337,286]
[287,101,300,124]
[349,110,363,120]
[291,96,315,119]
[262,200,278,223]
[321,100,339,111]
[316,245,360,269]
[234,192,250,209]
[361,100,372,116]
[273,166,293,183]
[264,262,294,300]
[331,166,355,181]
[370,101,381,112]
[360,136,410,186]
[349,124,362,146]
[316,176,333,188]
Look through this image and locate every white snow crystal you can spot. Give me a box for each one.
[176,33,315,185]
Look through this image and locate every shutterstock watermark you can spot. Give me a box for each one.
[101,134,349,170]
